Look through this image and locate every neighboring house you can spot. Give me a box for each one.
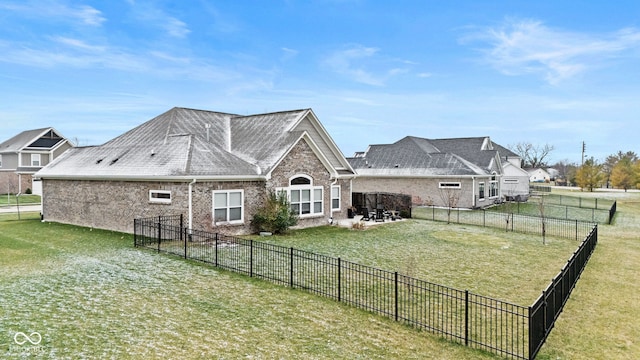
[527,168,551,183]
[499,154,531,201]
[546,168,560,181]
[348,136,529,209]
[0,128,73,195]
[36,107,356,235]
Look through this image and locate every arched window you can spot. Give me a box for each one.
[290,176,311,185]
[279,174,323,217]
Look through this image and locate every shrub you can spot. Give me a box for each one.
[251,191,298,234]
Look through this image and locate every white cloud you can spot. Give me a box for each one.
[50,36,107,52]
[324,45,383,85]
[0,1,105,26]
[165,17,190,38]
[127,1,190,38]
[465,18,640,84]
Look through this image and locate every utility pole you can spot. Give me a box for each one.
[581,141,586,165]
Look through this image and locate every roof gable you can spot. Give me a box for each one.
[0,127,68,153]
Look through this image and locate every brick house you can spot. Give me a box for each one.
[36,107,356,234]
[347,136,529,209]
[0,128,73,195]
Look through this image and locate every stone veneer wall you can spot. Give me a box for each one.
[42,139,352,235]
[267,139,350,229]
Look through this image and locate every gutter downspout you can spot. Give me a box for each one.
[472,176,476,208]
[188,179,196,232]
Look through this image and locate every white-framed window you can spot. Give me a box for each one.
[31,154,41,167]
[478,182,485,200]
[490,175,498,197]
[213,190,244,224]
[331,185,341,211]
[149,190,172,204]
[438,182,461,189]
[280,175,324,217]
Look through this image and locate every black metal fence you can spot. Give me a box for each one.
[134,215,598,360]
[488,200,616,225]
[529,225,598,359]
[413,206,594,240]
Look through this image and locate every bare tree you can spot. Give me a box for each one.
[538,194,547,245]
[508,142,555,168]
[437,183,461,224]
[502,186,517,232]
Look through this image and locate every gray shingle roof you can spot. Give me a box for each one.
[348,136,507,177]
[36,107,352,180]
[0,128,56,153]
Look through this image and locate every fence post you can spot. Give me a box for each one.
[528,306,533,360]
[183,227,187,259]
[338,258,341,302]
[133,219,137,247]
[290,247,294,288]
[250,239,254,277]
[511,213,514,232]
[157,220,161,253]
[575,220,578,241]
[394,272,398,322]
[215,233,219,267]
[465,290,469,346]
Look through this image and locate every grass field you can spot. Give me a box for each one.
[251,221,577,305]
[0,194,41,206]
[1,189,639,359]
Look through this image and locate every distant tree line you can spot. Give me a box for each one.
[555,151,639,192]
[509,142,639,192]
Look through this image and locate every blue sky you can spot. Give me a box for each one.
[2,0,639,164]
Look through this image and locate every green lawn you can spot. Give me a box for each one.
[0,194,41,206]
[252,221,577,305]
[1,215,497,359]
[1,189,639,359]
[489,194,613,224]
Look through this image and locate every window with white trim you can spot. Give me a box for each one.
[438,182,461,189]
[31,154,41,167]
[490,175,498,197]
[281,175,323,217]
[478,182,485,200]
[149,190,172,204]
[331,185,341,211]
[213,190,244,224]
